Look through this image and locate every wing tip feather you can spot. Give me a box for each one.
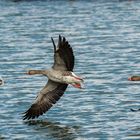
[51,37,56,52]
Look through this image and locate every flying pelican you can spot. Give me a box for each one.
[23,35,83,120]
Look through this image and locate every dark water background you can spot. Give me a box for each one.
[0,0,140,139]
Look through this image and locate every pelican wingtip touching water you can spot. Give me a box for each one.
[23,35,83,120]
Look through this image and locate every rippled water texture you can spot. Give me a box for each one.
[0,0,140,139]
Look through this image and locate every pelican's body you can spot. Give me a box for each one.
[28,69,83,87]
[48,70,83,86]
[23,35,83,120]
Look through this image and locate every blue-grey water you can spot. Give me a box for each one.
[0,0,140,139]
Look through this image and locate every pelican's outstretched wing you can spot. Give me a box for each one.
[23,80,68,120]
[51,35,74,71]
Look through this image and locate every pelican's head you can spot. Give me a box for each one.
[128,76,140,81]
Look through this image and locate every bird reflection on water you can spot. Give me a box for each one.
[24,120,80,140]
[0,135,5,140]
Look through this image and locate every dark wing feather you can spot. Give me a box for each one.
[52,35,74,71]
[23,80,68,120]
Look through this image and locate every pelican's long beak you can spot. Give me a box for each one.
[128,77,132,81]
[26,70,44,75]
[25,70,33,75]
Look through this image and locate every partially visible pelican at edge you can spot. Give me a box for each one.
[128,76,140,81]
[23,35,83,120]
[128,75,140,112]
[0,77,4,86]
